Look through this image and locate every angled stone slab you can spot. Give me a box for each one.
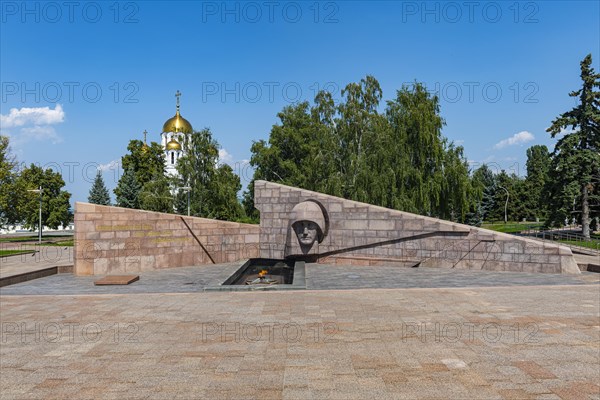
[254,180,580,274]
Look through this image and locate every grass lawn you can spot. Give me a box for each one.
[0,235,73,243]
[481,222,545,234]
[0,250,35,257]
[557,240,600,251]
[38,240,74,247]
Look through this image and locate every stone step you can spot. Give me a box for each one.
[0,265,72,287]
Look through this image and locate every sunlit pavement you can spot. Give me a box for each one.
[1,269,599,399]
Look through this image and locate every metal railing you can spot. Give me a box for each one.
[525,230,600,255]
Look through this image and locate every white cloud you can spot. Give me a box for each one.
[98,160,120,172]
[218,148,233,164]
[0,105,65,128]
[0,105,65,147]
[493,131,534,149]
[19,125,62,144]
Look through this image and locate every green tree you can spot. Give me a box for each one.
[138,174,173,213]
[386,81,446,215]
[176,129,244,220]
[114,166,141,208]
[545,134,587,228]
[247,76,473,222]
[487,171,525,223]
[440,142,471,221]
[12,164,72,229]
[0,136,17,227]
[119,140,165,191]
[88,171,111,205]
[207,164,244,220]
[247,94,339,196]
[546,54,600,238]
[242,180,259,222]
[523,145,550,220]
[468,164,496,225]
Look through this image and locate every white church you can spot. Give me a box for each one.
[158,90,193,177]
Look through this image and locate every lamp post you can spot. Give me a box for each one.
[27,186,42,244]
[179,187,191,216]
[498,185,509,224]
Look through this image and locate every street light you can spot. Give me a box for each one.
[27,186,42,244]
[498,185,509,224]
[179,187,191,216]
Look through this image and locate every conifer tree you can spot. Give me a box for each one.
[546,54,600,238]
[88,171,111,205]
[114,166,140,209]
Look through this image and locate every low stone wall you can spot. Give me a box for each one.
[74,203,260,275]
[254,181,580,274]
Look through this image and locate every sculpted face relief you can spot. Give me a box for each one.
[288,200,328,252]
[293,220,320,246]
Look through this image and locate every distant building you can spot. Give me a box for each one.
[158,90,193,178]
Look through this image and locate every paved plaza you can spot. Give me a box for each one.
[1,265,599,399]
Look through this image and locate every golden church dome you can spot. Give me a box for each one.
[162,111,193,134]
[162,90,193,133]
[166,137,182,151]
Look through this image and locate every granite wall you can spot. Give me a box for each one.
[74,203,260,275]
[254,181,580,274]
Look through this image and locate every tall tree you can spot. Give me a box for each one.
[523,145,550,220]
[88,171,111,205]
[207,164,244,220]
[176,129,244,220]
[118,140,165,192]
[247,76,473,222]
[337,76,386,203]
[386,81,446,215]
[114,166,141,208]
[138,174,173,213]
[0,135,17,227]
[467,164,496,226]
[11,164,72,229]
[546,54,600,238]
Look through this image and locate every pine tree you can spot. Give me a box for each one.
[114,166,141,208]
[546,54,600,238]
[467,164,495,226]
[88,171,111,205]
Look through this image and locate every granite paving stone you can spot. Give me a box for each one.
[1,263,599,399]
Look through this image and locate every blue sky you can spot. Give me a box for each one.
[1,1,599,204]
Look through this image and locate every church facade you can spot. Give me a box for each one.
[158,90,193,178]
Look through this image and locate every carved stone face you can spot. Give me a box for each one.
[293,220,320,246]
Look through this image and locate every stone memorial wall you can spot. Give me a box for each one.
[73,203,260,275]
[253,181,580,274]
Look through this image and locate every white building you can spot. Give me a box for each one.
[159,90,193,178]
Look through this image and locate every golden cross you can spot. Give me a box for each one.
[175,90,181,109]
